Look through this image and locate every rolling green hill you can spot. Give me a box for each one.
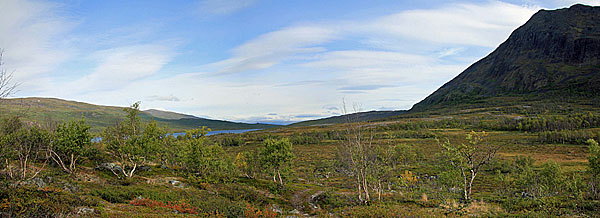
[0,97,278,133]
[411,4,600,112]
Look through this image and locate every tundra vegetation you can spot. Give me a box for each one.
[0,99,598,217]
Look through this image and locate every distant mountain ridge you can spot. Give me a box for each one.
[289,110,406,127]
[144,109,197,120]
[0,97,278,133]
[412,4,600,111]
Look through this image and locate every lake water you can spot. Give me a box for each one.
[169,129,261,137]
[92,129,261,142]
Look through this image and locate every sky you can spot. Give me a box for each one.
[1,0,599,124]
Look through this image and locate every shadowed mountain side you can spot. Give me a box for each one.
[411,4,600,112]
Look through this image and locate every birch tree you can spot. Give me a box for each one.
[0,49,18,100]
[439,131,499,201]
[103,102,158,178]
[49,118,92,174]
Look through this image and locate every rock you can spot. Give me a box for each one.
[62,182,79,193]
[289,209,300,214]
[168,180,184,188]
[521,191,534,199]
[138,166,151,172]
[272,204,282,213]
[95,163,123,173]
[23,177,46,188]
[77,207,94,215]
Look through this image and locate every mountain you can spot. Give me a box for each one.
[289,110,406,127]
[411,4,600,111]
[144,109,197,120]
[0,97,278,133]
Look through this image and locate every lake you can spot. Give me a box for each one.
[169,129,261,137]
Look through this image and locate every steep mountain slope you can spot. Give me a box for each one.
[412,4,600,111]
[0,98,278,132]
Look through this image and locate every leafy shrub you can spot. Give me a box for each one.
[185,138,236,184]
[130,198,201,215]
[243,203,277,218]
[314,190,354,210]
[219,135,244,146]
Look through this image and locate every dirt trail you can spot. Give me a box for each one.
[291,188,325,216]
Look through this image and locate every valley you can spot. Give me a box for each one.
[0,3,599,218]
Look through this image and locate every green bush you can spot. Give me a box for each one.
[314,190,354,210]
[219,135,244,146]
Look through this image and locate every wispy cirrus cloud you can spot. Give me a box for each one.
[54,44,175,95]
[208,25,337,74]
[0,0,74,82]
[338,85,395,91]
[198,0,257,15]
[365,1,539,47]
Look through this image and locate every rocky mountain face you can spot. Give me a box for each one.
[412,4,600,111]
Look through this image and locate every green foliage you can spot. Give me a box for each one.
[183,127,235,184]
[102,102,163,178]
[260,138,294,185]
[588,139,600,199]
[537,129,599,144]
[439,131,497,201]
[0,117,51,180]
[314,190,354,210]
[492,113,600,132]
[50,118,92,174]
[219,135,244,146]
[588,139,600,177]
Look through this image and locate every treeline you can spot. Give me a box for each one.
[537,129,600,145]
[377,112,600,135]
[497,113,600,132]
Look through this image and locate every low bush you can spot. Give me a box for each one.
[0,185,98,217]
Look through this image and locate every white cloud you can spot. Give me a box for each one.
[209,26,337,74]
[366,1,539,47]
[437,47,465,58]
[198,0,256,15]
[0,0,73,81]
[302,50,433,69]
[56,44,175,95]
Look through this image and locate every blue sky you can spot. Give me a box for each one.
[1,0,598,124]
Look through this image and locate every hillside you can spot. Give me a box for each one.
[289,110,406,127]
[144,109,197,120]
[411,4,600,111]
[0,97,278,133]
